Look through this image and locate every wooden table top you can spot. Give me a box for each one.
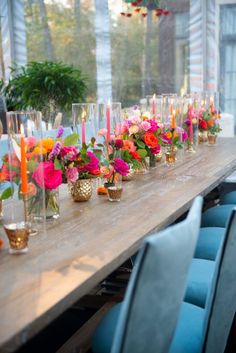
[1,138,236,353]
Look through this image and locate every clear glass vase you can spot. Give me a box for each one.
[29,188,60,221]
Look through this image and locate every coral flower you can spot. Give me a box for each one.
[208,119,214,127]
[25,136,37,149]
[100,165,114,179]
[122,140,136,153]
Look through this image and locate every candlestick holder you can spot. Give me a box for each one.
[186,141,196,153]
[4,222,30,254]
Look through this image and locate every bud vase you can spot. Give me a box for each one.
[165,146,177,166]
[207,133,217,146]
[149,154,157,168]
[198,130,208,144]
[69,179,93,202]
[107,174,123,202]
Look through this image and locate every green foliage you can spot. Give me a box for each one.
[63,133,79,146]
[0,61,87,119]
[0,186,14,201]
[137,148,148,158]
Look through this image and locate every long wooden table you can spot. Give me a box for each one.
[1,138,236,353]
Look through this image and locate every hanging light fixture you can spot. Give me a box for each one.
[121,0,170,18]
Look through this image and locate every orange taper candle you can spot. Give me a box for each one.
[171,109,177,129]
[20,125,28,194]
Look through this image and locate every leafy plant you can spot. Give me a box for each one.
[0,61,87,121]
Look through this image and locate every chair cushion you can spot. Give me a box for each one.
[184,258,216,308]
[169,302,205,353]
[92,303,121,353]
[220,191,236,205]
[201,205,235,228]
[194,227,225,261]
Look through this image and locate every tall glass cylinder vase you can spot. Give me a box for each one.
[5,111,46,237]
[72,103,97,146]
[183,93,201,153]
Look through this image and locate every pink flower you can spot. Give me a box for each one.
[141,121,151,131]
[114,158,129,176]
[98,128,108,137]
[66,167,78,183]
[78,152,100,174]
[121,122,129,134]
[115,123,122,136]
[148,120,158,132]
[129,115,141,124]
[32,161,62,190]
[25,136,37,149]
[61,146,78,160]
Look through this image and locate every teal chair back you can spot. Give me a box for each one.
[204,207,236,353]
[111,196,203,353]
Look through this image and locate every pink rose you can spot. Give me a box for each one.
[61,146,78,160]
[141,121,151,131]
[66,167,78,183]
[32,161,62,190]
[150,145,161,154]
[98,128,108,137]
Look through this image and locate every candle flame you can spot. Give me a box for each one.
[173,109,176,116]
[82,109,86,120]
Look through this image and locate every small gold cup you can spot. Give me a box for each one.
[4,222,30,254]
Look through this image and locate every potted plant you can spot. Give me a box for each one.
[0,61,87,123]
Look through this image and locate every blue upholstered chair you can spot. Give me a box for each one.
[201,204,235,228]
[92,196,203,353]
[169,206,236,353]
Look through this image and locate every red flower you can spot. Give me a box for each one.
[199,119,208,130]
[126,13,132,17]
[130,151,141,161]
[142,13,148,17]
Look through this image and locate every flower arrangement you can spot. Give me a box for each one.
[160,126,187,149]
[116,108,162,163]
[199,107,221,135]
[0,126,100,218]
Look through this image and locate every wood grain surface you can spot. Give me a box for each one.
[1,138,236,353]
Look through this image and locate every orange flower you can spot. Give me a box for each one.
[166,131,172,139]
[208,119,214,127]
[0,239,3,249]
[122,140,136,152]
[41,138,54,152]
[90,169,101,176]
[33,146,47,155]
[97,186,108,195]
[173,132,179,138]
[143,132,159,148]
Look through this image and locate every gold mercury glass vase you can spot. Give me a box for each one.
[69,179,93,202]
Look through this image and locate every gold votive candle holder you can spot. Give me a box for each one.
[4,222,30,254]
[107,186,123,202]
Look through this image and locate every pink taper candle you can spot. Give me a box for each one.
[81,118,86,144]
[188,104,193,142]
[81,110,86,144]
[106,102,111,142]
[152,94,156,118]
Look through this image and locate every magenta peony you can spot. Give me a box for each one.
[66,167,78,183]
[150,145,161,154]
[78,152,100,173]
[61,146,78,160]
[32,161,62,190]
[114,158,129,176]
[114,139,124,149]
[148,120,158,132]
